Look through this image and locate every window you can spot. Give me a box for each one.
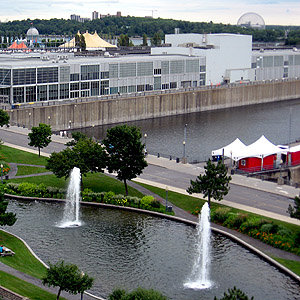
[81,90,89,97]
[0,69,11,86]
[137,62,153,76]
[109,64,118,78]
[154,77,161,90]
[13,87,24,103]
[70,73,79,81]
[60,66,70,82]
[70,91,79,98]
[170,82,177,89]
[154,68,161,75]
[100,80,109,95]
[13,68,36,85]
[91,81,99,96]
[241,160,246,166]
[170,60,184,74]
[37,67,58,84]
[200,65,206,72]
[186,59,199,73]
[120,63,136,78]
[70,82,79,91]
[60,84,69,99]
[128,85,136,93]
[81,82,90,90]
[37,85,47,101]
[161,61,169,75]
[110,87,118,94]
[162,83,169,90]
[81,65,99,80]
[137,84,145,92]
[101,71,109,79]
[49,84,58,100]
[119,86,127,94]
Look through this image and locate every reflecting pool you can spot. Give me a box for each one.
[6,200,300,300]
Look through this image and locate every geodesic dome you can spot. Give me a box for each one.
[237,12,265,30]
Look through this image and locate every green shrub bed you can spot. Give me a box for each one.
[210,207,300,255]
[2,183,171,215]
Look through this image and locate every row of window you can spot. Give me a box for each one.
[11,79,205,103]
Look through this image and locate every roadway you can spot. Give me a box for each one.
[0,126,298,219]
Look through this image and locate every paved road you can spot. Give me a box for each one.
[0,126,298,219]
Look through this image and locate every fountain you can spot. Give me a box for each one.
[184,202,212,289]
[58,167,82,228]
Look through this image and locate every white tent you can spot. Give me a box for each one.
[211,138,247,159]
[232,135,284,161]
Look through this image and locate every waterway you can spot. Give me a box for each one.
[6,200,300,300]
[77,98,300,162]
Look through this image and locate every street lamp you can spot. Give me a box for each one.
[182,124,187,164]
[29,112,32,128]
[0,164,3,184]
[69,120,72,129]
[144,133,147,155]
[48,116,51,125]
[165,186,168,212]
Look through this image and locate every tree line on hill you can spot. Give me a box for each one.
[0,16,299,46]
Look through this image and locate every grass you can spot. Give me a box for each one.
[1,145,48,165]
[16,165,48,176]
[0,230,47,279]
[272,257,300,275]
[0,271,68,300]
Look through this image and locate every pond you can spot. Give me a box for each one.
[6,200,300,300]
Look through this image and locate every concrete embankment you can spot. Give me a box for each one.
[7,79,300,131]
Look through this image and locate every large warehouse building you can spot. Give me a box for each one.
[0,33,300,105]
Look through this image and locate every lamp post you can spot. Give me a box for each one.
[144,133,147,155]
[48,116,50,125]
[165,186,168,212]
[0,164,3,184]
[28,112,32,129]
[230,150,233,168]
[80,271,85,300]
[182,124,187,164]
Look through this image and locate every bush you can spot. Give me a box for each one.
[140,195,155,210]
[239,218,268,234]
[214,286,254,300]
[287,196,300,219]
[294,231,300,247]
[108,287,167,300]
[211,207,231,223]
[223,213,248,229]
[260,223,278,234]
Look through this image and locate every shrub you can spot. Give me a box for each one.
[214,286,254,300]
[260,223,278,234]
[239,218,268,234]
[140,195,155,210]
[211,207,231,223]
[294,231,300,247]
[223,214,247,229]
[103,191,116,204]
[108,287,167,300]
[287,196,300,219]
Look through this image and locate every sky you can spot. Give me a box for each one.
[0,0,299,26]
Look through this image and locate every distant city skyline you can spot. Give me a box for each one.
[0,0,299,26]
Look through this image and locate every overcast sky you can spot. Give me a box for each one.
[0,0,299,26]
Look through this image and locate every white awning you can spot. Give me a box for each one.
[211,138,247,159]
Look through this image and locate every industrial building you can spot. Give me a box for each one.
[0,33,300,105]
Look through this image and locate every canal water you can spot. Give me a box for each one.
[6,200,300,300]
[77,98,300,162]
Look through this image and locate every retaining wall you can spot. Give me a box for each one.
[8,80,300,131]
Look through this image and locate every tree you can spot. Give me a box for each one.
[186,159,231,207]
[65,131,88,147]
[142,33,148,46]
[42,260,94,300]
[214,286,254,300]
[46,137,107,181]
[28,123,52,157]
[108,287,167,300]
[0,191,17,226]
[287,196,300,219]
[103,125,147,195]
[0,109,9,127]
[151,31,162,46]
[79,34,86,51]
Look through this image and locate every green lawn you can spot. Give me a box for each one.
[272,257,300,276]
[16,165,48,176]
[0,271,67,300]
[0,230,47,279]
[1,145,48,165]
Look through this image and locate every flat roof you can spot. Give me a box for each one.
[0,52,202,68]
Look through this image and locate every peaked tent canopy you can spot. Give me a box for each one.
[233,135,284,161]
[211,138,247,159]
[60,31,117,49]
[8,41,28,49]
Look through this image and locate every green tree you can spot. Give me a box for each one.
[108,287,167,300]
[28,123,52,157]
[142,33,148,46]
[287,196,300,219]
[151,31,162,46]
[214,286,254,300]
[42,260,94,300]
[79,34,86,51]
[0,191,17,226]
[103,125,147,195]
[46,137,107,181]
[65,131,88,147]
[0,109,9,127]
[187,159,231,207]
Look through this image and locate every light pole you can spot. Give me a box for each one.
[0,164,3,184]
[28,112,32,128]
[80,271,84,300]
[48,116,50,125]
[182,124,187,164]
[165,186,168,212]
[144,133,147,155]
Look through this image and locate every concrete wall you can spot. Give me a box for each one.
[8,79,300,132]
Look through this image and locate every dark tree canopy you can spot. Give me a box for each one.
[103,125,147,195]
[0,109,10,127]
[28,123,52,157]
[187,159,231,207]
[0,191,17,226]
[287,196,300,219]
[46,137,107,181]
[42,260,94,300]
[214,286,254,300]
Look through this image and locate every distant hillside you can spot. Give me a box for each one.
[0,16,299,45]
